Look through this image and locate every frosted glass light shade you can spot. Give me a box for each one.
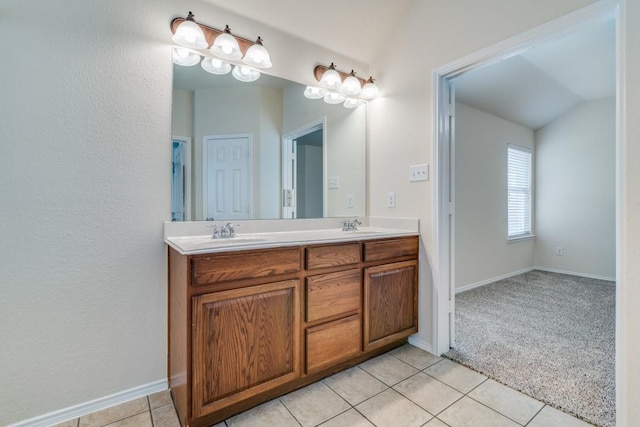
[323,92,346,104]
[211,28,242,60]
[319,66,342,91]
[172,18,208,49]
[243,38,272,68]
[360,78,380,100]
[304,86,327,99]
[344,98,365,109]
[340,72,361,96]
[232,65,260,82]
[173,48,201,66]
[201,57,231,75]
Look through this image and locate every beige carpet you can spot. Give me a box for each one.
[445,270,615,427]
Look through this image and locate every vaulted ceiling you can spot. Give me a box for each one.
[198,1,615,130]
[452,19,615,129]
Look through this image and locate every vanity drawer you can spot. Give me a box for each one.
[305,243,361,270]
[364,237,419,262]
[306,269,361,323]
[306,314,361,373]
[191,247,301,286]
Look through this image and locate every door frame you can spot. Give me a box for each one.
[282,118,327,218]
[433,0,625,417]
[172,135,192,221]
[202,133,253,220]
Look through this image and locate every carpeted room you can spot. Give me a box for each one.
[446,19,616,427]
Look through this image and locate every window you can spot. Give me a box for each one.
[507,144,532,239]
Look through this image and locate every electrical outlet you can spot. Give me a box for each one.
[328,176,340,189]
[409,164,429,182]
[556,246,564,256]
[347,194,353,208]
[387,192,396,208]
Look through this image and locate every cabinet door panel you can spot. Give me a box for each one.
[192,280,300,417]
[364,261,418,351]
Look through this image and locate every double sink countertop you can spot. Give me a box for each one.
[165,217,420,255]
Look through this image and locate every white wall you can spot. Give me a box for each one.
[0,0,367,424]
[259,87,284,219]
[535,97,616,278]
[368,1,640,423]
[171,89,194,140]
[282,85,367,217]
[454,103,535,289]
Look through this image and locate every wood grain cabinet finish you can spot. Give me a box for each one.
[192,280,300,418]
[364,260,418,351]
[168,235,419,427]
[305,269,361,323]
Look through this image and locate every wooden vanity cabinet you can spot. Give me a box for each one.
[168,235,419,427]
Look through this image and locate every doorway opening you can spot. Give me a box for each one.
[172,136,191,222]
[434,1,622,425]
[282,119,326,219]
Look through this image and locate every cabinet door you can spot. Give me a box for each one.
[192,280,300,417]
[364,261,418,351]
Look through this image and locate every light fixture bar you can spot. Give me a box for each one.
[313,65,368,87]
[171,17,258,57]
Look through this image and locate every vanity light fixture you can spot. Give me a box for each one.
[243,37,272,68]
[210,25,242,60]
[172,47,201,66]
[201,57,231,75]
[304,63,379,108]
[172,12,208,49]
[360,77,380,100]
[171,12,272,82]
[232,65,261,82]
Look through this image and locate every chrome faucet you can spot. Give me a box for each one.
[220,223,239,238]
[208,223,239,239]
[342,218,362,231]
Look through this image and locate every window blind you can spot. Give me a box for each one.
[507,144,532,239]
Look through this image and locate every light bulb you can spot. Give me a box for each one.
[173,48,201,66]
[172,13,208,49]
[340,71,362,96]
[323,92,346,104]
[243,37,272,69]
[344,98,365,109]
[232,65,260,82]
[319,63,342,91]
[304,86,327,100]
[211,26,242,60]
[361,77,380,100]
[201,57,231,75]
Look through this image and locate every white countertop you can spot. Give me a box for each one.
[165,227,419,255]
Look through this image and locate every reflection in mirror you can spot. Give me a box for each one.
[172,63,366,221]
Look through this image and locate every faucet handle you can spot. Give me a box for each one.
[226,223,240,237]
[207,224,220,239]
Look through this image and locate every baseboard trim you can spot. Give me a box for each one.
[455,267,535,294]
[408,335,434,354]
[534,267,616,282]
[9,379,168,427]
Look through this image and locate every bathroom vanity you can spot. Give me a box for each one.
[166,224,419,427]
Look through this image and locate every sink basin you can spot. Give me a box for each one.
[343,230,384,235]
[170,235,268,252]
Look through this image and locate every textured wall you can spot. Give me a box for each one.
[0,0,366,424]
[535,97,616,278]
[454,103,535,289]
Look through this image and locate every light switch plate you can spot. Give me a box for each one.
[409,164,429,182]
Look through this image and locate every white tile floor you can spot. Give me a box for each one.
[53,344,594,427]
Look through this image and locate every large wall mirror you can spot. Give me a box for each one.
[171,63,366,221]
